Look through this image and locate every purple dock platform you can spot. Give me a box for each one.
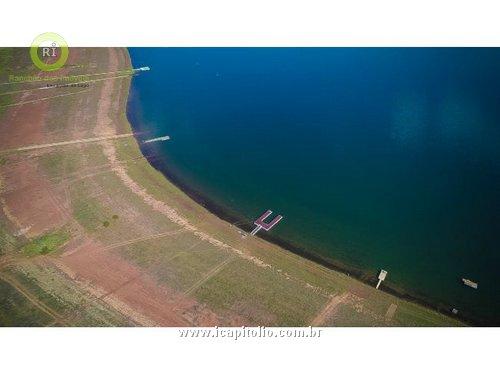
[250,210,283,235]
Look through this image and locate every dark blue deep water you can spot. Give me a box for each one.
[127,48,500,324]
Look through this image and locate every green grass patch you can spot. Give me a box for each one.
[21,230,70,257]
[0,47,14,75]
[72,187,107,233]
[0,94,12,117]
[0,47,33,118]
[38,150,82,181]
[393,301,464,327]
[0,217,18,256]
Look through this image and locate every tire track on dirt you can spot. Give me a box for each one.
[185,256,235,296]
[310,292,350,326]
[0,272,66,326]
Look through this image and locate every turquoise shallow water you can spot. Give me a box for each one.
[127,48,500,325]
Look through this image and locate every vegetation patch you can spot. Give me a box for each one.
[39,151,81,181]
[6,265,131,327]
[0,95,12,117]
[0,48,47,118]
[72,188,107,233]
[0,217,18,256]
[21,230,70,257]
[0,48,14,75]
[0,279,53,327]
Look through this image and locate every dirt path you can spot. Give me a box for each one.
[310,292,350,326]
[0,89,89,110]
[385,303,398,321]
[1,132,134,153]
[0,273,66,325]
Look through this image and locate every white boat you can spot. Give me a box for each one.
[462,278,478,289]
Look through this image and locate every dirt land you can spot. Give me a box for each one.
[0,48,464,326]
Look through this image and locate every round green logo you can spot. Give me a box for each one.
[30,32,69,72]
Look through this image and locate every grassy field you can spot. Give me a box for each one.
[0,47,465,327]
[0,48,14,117]
[1,263,133,327]
[0,48,39,117]
[21,230,69,256]
[0,278,53,326]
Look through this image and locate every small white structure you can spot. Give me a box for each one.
[143,135,170,144]
[462,278,478,289]
[376,269,388,289]
[135,66,150,72]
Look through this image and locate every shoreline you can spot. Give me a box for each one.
[0,47,470,327]
[133,140,483,327]
[124,62,485,326]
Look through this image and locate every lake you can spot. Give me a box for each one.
[127,48,500,324]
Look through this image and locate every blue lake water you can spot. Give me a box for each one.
[127,48,500,324]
